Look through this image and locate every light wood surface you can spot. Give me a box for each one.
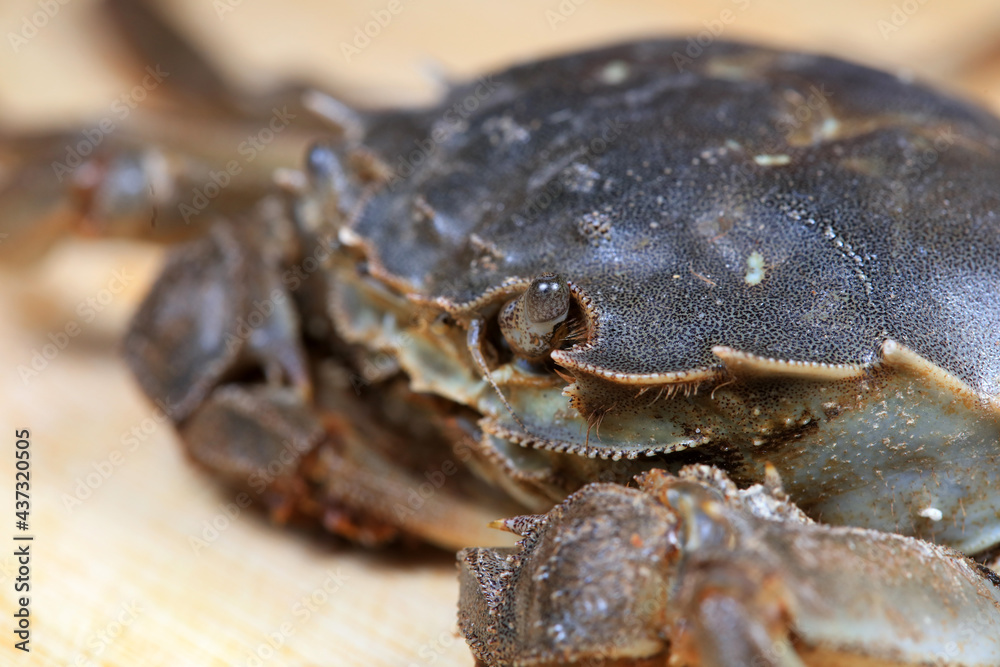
[2,1,1000,665]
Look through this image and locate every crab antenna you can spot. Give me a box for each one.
[466,318,527,431]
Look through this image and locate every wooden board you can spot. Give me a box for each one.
[2,1,1000,665]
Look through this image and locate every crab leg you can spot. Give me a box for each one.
[124,197,525,548]
[459,465,1000,666]
[0,0,344,263]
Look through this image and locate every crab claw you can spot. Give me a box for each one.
[459,465,1000,666]
[124,216,311,422]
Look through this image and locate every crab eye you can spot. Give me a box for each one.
[525,275,570,324]
[499,273,570,361]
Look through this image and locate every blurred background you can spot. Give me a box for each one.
[1,1,999,665]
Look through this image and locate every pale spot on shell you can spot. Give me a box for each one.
[598,59,630,85]
[821,116,840,139]
[754,154,791,166]
[745,251,766,285]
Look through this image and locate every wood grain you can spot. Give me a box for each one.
[2,1,1000,665]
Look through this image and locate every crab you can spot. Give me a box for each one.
[9,2,1000,664]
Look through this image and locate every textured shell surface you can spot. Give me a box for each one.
[300,39,1000,555]
[351,39,1000,394]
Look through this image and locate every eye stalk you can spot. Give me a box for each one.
[466,273,571,431]
[500,273,571,362]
